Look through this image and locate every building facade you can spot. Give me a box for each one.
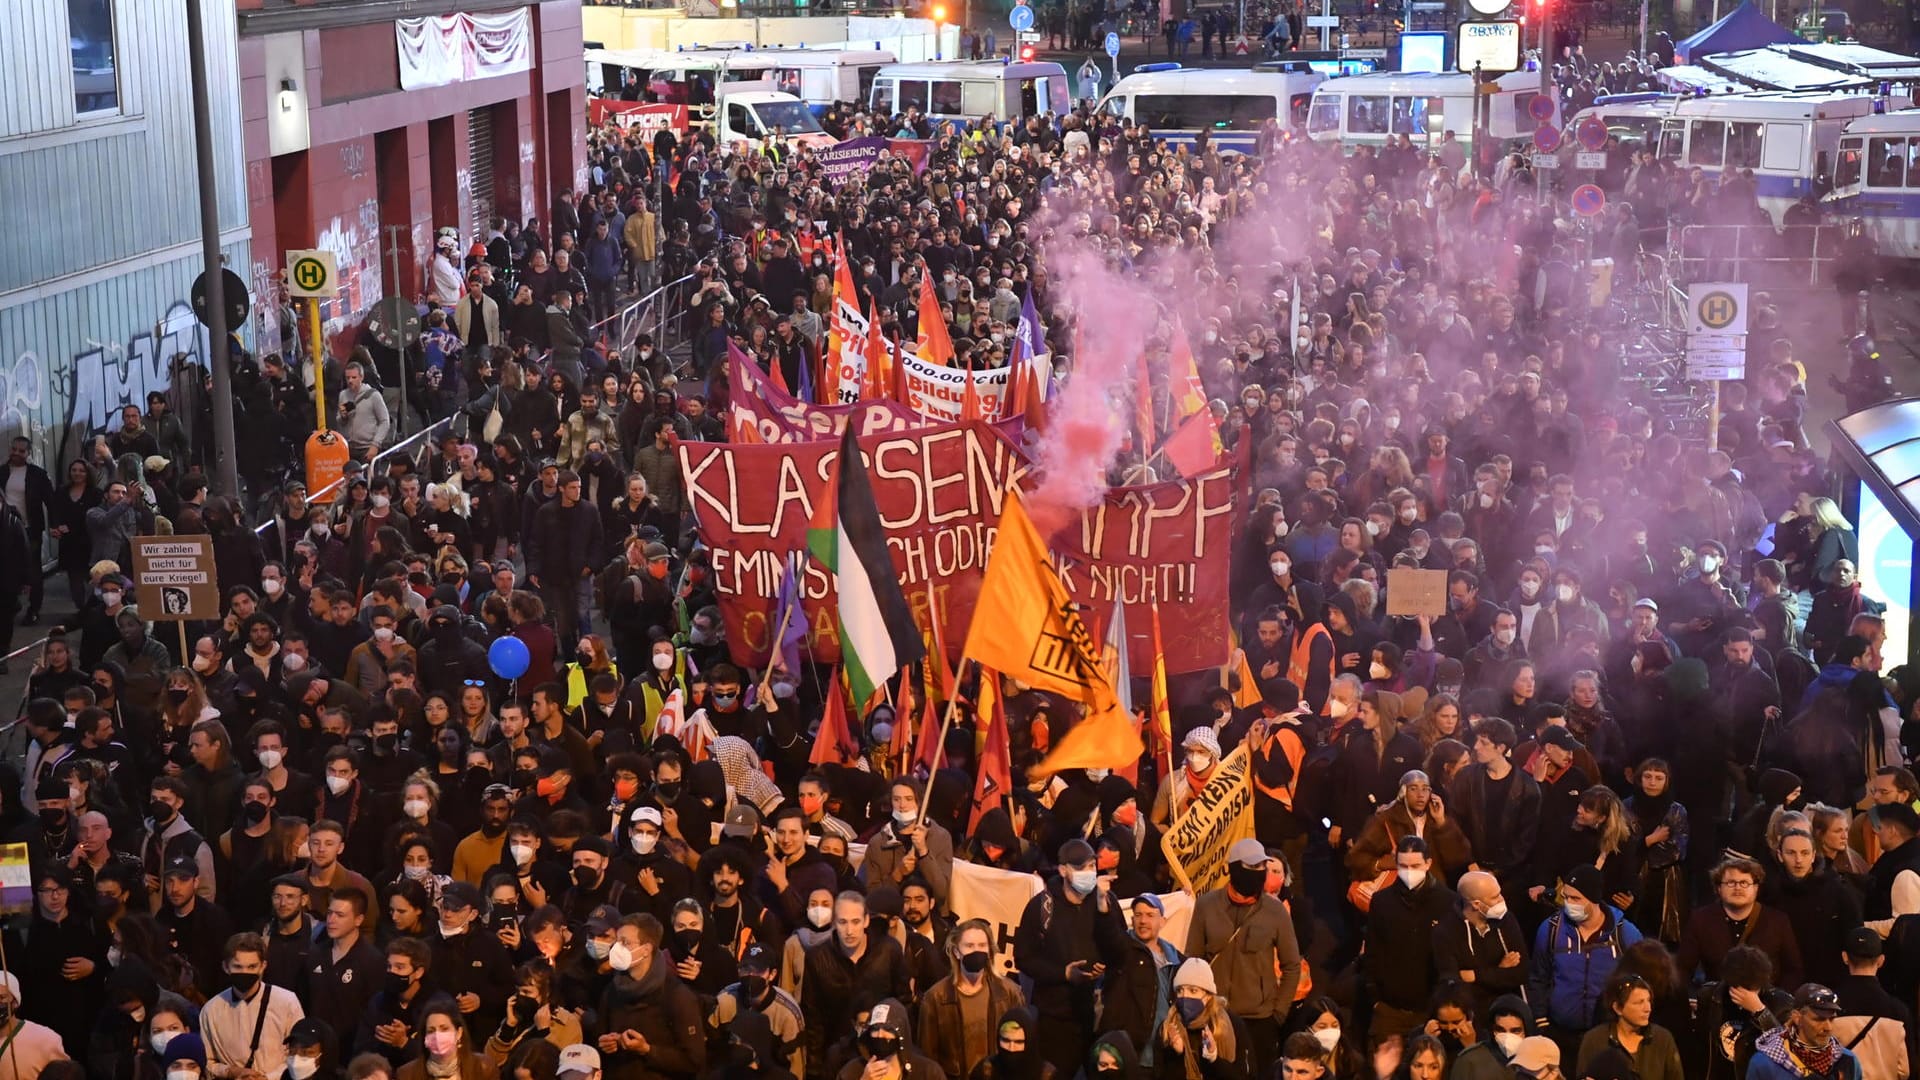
[238,0,588,355]
[0,0,251,471]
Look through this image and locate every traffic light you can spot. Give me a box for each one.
[1018,43,1037,61]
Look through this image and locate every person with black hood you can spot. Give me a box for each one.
[1763,826,1863,989]
[832,999,941,1080]
[1449,993,1534,1080]
[415,606,489,698]
[1322,591,1378,685]
[1013,838,1106,1078]
[968,1005,1055,1080]
[613,806,693,928]
[428,880,514,1042]
[1084,1030,1143,1080]
[710,1010,798,1080]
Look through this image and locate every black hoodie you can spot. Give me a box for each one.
[1449,993,1534,1080]
[708,1009,799,1080]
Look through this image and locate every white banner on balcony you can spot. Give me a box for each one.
[397,8,532,91]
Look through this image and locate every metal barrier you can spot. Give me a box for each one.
[589,272,700,368]
[255,414,463,521]
[1668,223,1849,287]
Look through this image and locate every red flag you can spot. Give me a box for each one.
[913,692,944,776]
[766,353,791,397]
[810,673,860,767]
[1161,408,1224,478]
[960,366,982,422]
[1168,321,1208,423]
[916,271,956,367]
[969,670,1013,833]
[1132,352,1156,455]
[890,667,916,770]
[861,305,892,401]
[1022,361,1048,435]
[923,578,956,700]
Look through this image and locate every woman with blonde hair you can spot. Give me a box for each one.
[1807,802,1870,878]
[1408,694,1464,751]
[1544,786,1638,912]
[1158,958,1250,1080]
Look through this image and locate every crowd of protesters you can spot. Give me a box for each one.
[0,68,1910,1080]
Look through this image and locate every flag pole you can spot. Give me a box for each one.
[760,553,800,701]
[913,656,975,829]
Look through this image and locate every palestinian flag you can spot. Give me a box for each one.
[807,425,925,705]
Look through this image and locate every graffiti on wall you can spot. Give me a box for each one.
[316,200,384,340]
[0,302,208,471]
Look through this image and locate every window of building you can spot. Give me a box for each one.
[69,0,119,116]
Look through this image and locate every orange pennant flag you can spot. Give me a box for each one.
[766,353,791,397]
[960,366,982,422]
[1169,321,1209,423]
[970,669,1013,833]
[916,271,957,367]
[810,672,860,767]
[1229,647,1264,710]
[1149,602,1175,778]
[862,305,892,401]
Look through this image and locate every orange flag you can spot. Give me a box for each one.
[861,305,892,401]
[916,271,956,367]
[967,492,1138,775]
[766,353,791,397]
[810,672,860,767]
[1149,602,1175,778]
[889,666,916,770]
[1228,647,1264,710]
[970,669,1013,833]
[731,410,763,444]
[1132,352,1157,456]
[1168,321,1208,423]
[960,366,982,422]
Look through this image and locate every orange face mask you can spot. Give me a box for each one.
[614,778,640,802]
[1113,804,1139,828]
[536,775,563,798]
[1030,717,1050,752]
[1097,849,1120,871]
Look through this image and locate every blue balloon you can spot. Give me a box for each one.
[488,635,530,680]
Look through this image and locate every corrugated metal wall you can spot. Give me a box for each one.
[0,0,248,293]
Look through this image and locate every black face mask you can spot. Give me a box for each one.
[572,865,602,890]
[165,688,190,708]
[374,733,398,754]
[242,802,269,826]
[38,808,66,831]
[465,766,493,790]
[148,799,174,823]
[861,1036,899,1061]
[511,768,536,789]
[229,971,261,996]
[673,928,702,956]
[385,972,412,999]
[1228,863,1266,897]
[741,974,770,1001]
[960,951,992,975]
[654,781,682,802]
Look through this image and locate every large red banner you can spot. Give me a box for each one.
[679,421,1234,674]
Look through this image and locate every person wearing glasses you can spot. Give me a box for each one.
[13,863,107,1058]
[1677,856,1806,994]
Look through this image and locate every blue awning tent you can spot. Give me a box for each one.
[1674,0,1804,65]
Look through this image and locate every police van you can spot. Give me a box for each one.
[583,48,833,148]
[1304,69,1546,154]
[1096,63,1325,153]
[868,59,1072,124]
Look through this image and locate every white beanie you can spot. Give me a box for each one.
[1173,957,1216,995]
[0,970,19,1004]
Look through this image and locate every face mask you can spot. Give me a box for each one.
[1563,901,1590,924]
[191,654,218,675]
[108,945,122,967]
[1519,579,1540,599]
[1328,698,1353,720]
[1485,900,1509,920]
[1553,583,1578,604]
[1176,997,1206,1025]
[229,971,261,996]
[510,843,535,866]
[630,831,657,855]
[892,810,918,830]
[385,972,412,999]
[655,781,682,802]
[241,802,269,826]
[574,866,603,890]
[153,1032,181,1054]
[653,652,674,671]
[403,799,429,819]
[608,941,636,971]
[424,1031,458,1057]
[808,905,833,928]
[960,950,992,975]
[257,749,283,771]
[167,1068,197,1080]
[1313,1028,1341,1052]
[741,973,772,1001]
[288,1057,319,1080]
[862,1036,900,1060]
[1364,521,1382,538]
[1369,661,1390,681]
[404,864,432,881]
[1494,629,1516,647]
[261,578,284,597]
[1067,868,1099,895]
[1700,555,1721,574]
[1478,492,1494,508]
[373,627,396,644]
[1186,751,1215,774]
[772,681,796,701]
[39,808,66,830]
[165,688,190,708]
[586,938,611,960]
[1493,1032,1524,1058]
[438,918,467,937]
[325,775,350,796]
[1270,559,1289,577]
[1398,868,1427,890]
[148,799,174,823]
[281,652,306,672]
[102,590,123,606]
[712,692,738,710]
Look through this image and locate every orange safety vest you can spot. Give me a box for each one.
[1287,623,1334,713]
[1251,723,1307,809]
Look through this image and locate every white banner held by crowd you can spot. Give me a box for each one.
[949,861,1196,976]
[898,349,1011,421]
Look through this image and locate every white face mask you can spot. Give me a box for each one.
[808,904,834,928]
[1493,1032,1523,1058]
[653,653,674,671]
[1556,584,1576,603]
[608,942,636,972]
[405,864,432,880]
[631,832,658,855]
[108,945,122,967]
[191,654,218,675]
[1328,698,1353,719]
[1312,1028,1341,1052]
[262,579,284,597]
[1563,901,1590,924]
[287,1056,320,1080]
[373,627,396,644]
[1398,868,1427,890]
[1478,492,1494,508]
[438,920,465,937]
[1187,752,1212,773]
[404,799,430,820]
[325,775,350,796]
[1364,521,1382,538]
[1369,661,1390,681]
[152,1032,181,1054]
[1398,508,1416,523]
[281,652,306,672]
[256,749,283,771]
[1270,559,1290,578]
[1535,544,1555,556]
[1700,555,1721,574]
[69,786,85,806]
[510,843,536,866]
[1519,579,1540,599]
[1494,628,1516,647]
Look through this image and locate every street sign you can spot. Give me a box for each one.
[1571,184,1606,216]
[1687,282,1749,335]
[1687,358,1746,381]
[1343,47,1388,58]
[1306,14,1340,26]
[1531,153,1560,169]
[1576,114,1609,151]
[1105,31,1121,57]
[1575,150,1607,170]
[1456,20,1521,73]
[1009,4,1034,30]
[190,268,250,331]
[368,296,423,350]
[286,249,339,299]
[1689,333,1746,352]
[1533,125,1561,152]
[1528,94,1557,122]
[131,535,220,619]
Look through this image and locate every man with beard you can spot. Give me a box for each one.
[701,842,775,962]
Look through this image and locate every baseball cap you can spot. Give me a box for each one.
[629,806,663,829]
[739,943,776,972]
[163,853,199,879]
[1131,893,1166,914]
[143,455,171,474]
[1844,926,1884,959]
[1509,1036,1560,1075]
[439,881,484,911]
[1792,983,1842,1017]
[1540,726,1583,753]
[864,999,908,1037]
[584,905,621,935]
[1229,838,1268,868]
[1633,598,1659,613]
[644,542,671,560]
[722,804,761,838]
[558,1044,602,1078]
